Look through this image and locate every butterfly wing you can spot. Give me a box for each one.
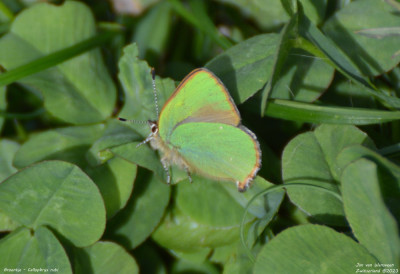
[158,68,240,141]
[168,122,261,191]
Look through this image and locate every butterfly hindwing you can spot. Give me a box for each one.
[168,122,261,188]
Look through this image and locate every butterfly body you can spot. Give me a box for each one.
[143,68,262,192]
[147,120,192,182]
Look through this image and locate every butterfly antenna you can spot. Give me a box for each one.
[151,68,160,118]
[117,117,147,124]
[118,68,159,124]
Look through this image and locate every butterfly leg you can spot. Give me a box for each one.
[161,158,171,184]
[136,132,154,148]
[184,165,193,183]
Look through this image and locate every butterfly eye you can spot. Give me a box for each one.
[150,123,158,134]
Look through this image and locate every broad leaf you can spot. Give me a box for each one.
[282,124,374,225]
[324,0,400,76]
[74,241,138,274]
[0,161,105,247]
[0,2,116,124]
[106,170,170,249]
[206,34,279,104]
[0,226,72,273]
[254,224,379,273]
[342,159,400,267]
[0,139,19,181]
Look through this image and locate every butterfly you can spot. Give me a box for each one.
[119,68,261,192]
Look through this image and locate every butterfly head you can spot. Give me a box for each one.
[148,120,159,135]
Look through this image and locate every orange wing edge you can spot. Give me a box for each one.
[236,125,262,192]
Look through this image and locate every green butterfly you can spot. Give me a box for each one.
[120,68,261,192]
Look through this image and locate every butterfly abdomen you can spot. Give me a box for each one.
[150,133,192,172]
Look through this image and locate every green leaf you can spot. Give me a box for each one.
[171,259,219,274]
[0,210,19,232]
[253,224,379,273]
[0,160,105,247]
[214,0,289,29]
[118,43,176,136]
[298,2,400,109]
[0,1,14,22]
[106,170,171,249]
[325,79,380,108]
[211,241,253,274]
[152,177,255,252]
[282,124,374,225]
[0,226,72,273]
[323,0,400,76]
[86,119,142,166]
[270,49,334,102]
[13,124,106,168]
[0,2,116,124]
[111,141,166,182]
[168,0,232,50]
[11,121,137,219]
[261,16,297,112]
[0,139,19,181]
[0,86,5,132]
[85,157,136,219]
[264,99,400,124]
[221,176,284,220]
[74,241,138,274]
[214,0,326,29]
[342,159,400,267]
[175,178,252,227]
[298,5,364,85]
[132,1,172,59]
[152,207,241,253]
[337,145,400,227]
[281,0,297,17]
[206,34,279,104]
[300,0,327,25]
[237,181,287,256]
[0,30,119,88]
[355,27,400,39]
[172,248,212,263]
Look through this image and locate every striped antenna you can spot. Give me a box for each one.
[118,68,160,124]
[117,117,147,124]
[151,68,160,118]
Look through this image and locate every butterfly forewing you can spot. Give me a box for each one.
[158,68,240,141]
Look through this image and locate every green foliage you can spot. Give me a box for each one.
[0,0,399,273]
[0,161,105,247]
[253,224,380,273]
[282,124,375,226]
[0,2,116,124]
